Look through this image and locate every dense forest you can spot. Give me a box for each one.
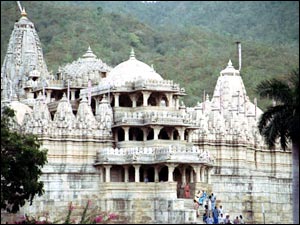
[1,1,299,109]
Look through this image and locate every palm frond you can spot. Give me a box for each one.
[256,79,293,105]
[259,105,291,149]
[258,105,289,134]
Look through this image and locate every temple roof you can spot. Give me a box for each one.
[220,60,240,76]
[105,49,163,86]
[60,46,111,85]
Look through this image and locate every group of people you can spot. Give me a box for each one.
[193,190,245,224]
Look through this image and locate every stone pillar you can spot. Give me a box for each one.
[71,90,76,101]
[104,165,112,183]
[207,167,213,184]
[187,130,193,143]
[114,93,120,107]
[154,166,159,182]
[194,165,201,182]
[181,166,186,184]
[178,128,185,141]
[200,166,206,182]
[99,166,104,183]
[166,93,173,107]
[168,164,176,182]
[130,94,137,108]
[123,165,129,182]
[46,89,52,103]
[133,165,141,182]
[142,91,150,107]
[142,128,149,141]
[153,126,162,140]
[123,127,129,141]
[190,169,194,183]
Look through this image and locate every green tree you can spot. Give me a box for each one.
[256,69,299,224]
[1,107,48,213]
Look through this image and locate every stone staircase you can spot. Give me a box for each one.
[182,198,205,224]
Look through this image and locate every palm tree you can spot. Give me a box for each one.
[256,69,299,224]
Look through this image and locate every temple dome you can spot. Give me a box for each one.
[106,49,163,86]
[60,46,111,86]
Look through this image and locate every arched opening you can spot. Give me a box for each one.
[147,128,154,140]
[148,92,158,106]
[91,98,96,116]
[129,127,143,141]
[139,167,144,182]
[136,93,143,107]
[160,94,169,107]
[158,127,169,140]
[174,167,182,198]
[139,166,155,182]
[117,128,125,141]
[75,90,80,99]
[111,165,124,182]
[173,129,180,140]
[184,130,188,141]
[159,166,168,182]
[119,94,132,107]
[147,167,155,182]
[128,166,135,182]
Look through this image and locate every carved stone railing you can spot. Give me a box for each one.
[80,79,182,98]
[96,143,214,164]
[113,108,196,126]
[134,79,180,92]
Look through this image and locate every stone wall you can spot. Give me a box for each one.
[204,142,292,224]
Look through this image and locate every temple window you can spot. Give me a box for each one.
[119,94,132,107]
[173,129,180,140]
[147,128,154,140]
[91,98,96,115]
[148,92,159,106]
[129,127,143,141]
[158,127,169,140]
[136,93,143,107]
[159,166,168,182]
[111,165,124,182]
[160,94,169,107]
[128,166,135,182]
[117,128,125,141]
[75,90,80,99]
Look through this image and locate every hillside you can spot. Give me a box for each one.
[1,1,299,110]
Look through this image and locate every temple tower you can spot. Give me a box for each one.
[1,8,49,101]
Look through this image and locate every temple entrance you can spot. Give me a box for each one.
[140,166,155,182]
[158,166,168,182]
[173,167,182,198]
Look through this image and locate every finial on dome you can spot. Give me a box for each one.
[151,64,155,72]
[130,48,135,59]
[83,45,96,59]
[228,59,232,67]
[206,94,210,101]
[21,7,27,17]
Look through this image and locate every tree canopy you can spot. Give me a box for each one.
[1,107,48,213]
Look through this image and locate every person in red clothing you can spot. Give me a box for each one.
[184,182,191,198]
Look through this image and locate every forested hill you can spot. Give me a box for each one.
[45,1,300,48]
[1,1,299,110]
